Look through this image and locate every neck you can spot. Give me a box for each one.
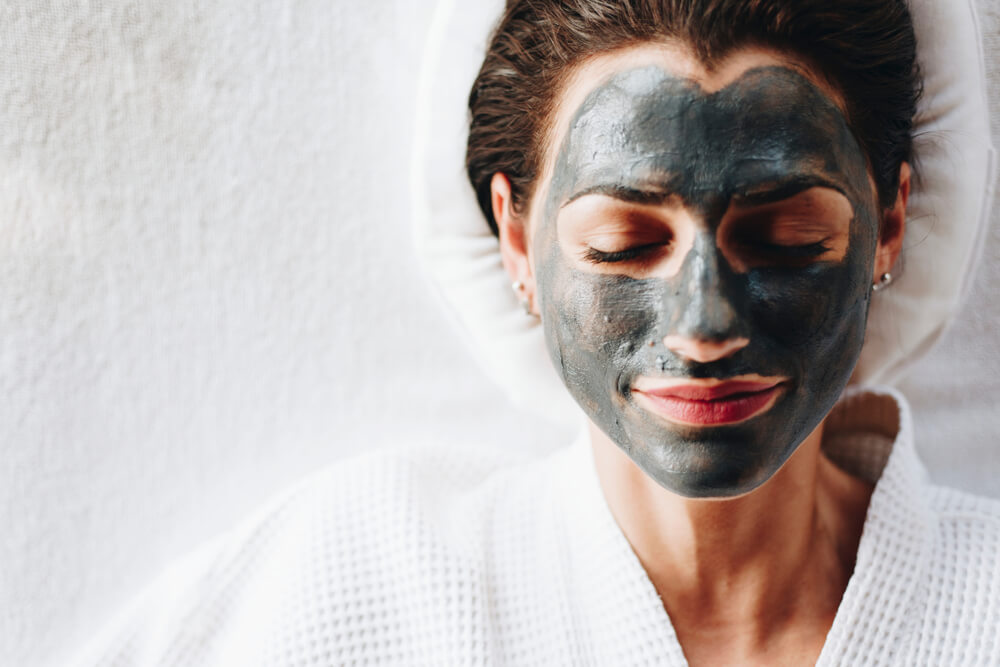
[590,419,873,658]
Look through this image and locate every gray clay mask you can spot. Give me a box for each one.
[533,66,879,497]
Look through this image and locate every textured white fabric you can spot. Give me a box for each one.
[412,0,996,429]
[411,0,584,426]
[899,1,1000,499]
[66,388,1000,666]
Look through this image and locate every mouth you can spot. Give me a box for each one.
[631,376,787,426]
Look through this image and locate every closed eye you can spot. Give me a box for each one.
[557,193,693,278]
[742,238,833,259]
[717,186,852,271]
[582,242,668,264]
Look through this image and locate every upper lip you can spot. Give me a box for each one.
[632,376,787,401]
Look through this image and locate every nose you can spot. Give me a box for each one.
[662,233,748,363]
[662,335,749,363]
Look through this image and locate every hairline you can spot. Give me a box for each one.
[519,40,865,238]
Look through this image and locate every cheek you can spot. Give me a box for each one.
[543,268,659,352]
[538,261,663,393]
[746,259,870,384]
[574,275,662,348]
[747,267,839,345]
[746,210,878,353]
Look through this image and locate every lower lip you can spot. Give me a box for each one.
[633,385,784,426]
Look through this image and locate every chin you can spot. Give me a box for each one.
[639,455,777,499]
[612,404,804,499]
[593,381,830,499]
[628,436,779,498]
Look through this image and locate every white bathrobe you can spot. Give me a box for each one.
[68,387,1000,666]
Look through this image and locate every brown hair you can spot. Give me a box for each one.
[466,0,921,235]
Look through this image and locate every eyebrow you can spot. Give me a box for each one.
[561,183,678,208]
[560,174,849,209]
[732,175,848,206]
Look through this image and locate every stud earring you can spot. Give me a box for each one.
[511,281,534,316]
[872,272,893,293]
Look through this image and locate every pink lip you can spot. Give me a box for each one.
[632,379,785,426]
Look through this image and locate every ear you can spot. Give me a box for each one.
[873,162,911,281]
[492,172,538,315]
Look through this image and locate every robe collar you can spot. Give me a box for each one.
[552,386,935,665]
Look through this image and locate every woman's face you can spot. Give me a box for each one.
[498,45,897,498]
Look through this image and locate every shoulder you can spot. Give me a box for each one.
[189,441,542,596]
[927,482,1000,521]
[282,442,552,580]
[926,482,1000,571]
[69,442,558,666]
[303,440,551,546]
[925,482,1000,582]
[910,483,1000,660]
[311,440,538,510]
[214,440,554,592]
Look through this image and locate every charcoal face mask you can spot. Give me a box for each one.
[533,66,879,497]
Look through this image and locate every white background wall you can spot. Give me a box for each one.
[1,3,567,665]
[0,2,996,666]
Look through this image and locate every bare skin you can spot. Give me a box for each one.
[591,419,874,665]
[492,43,909,666]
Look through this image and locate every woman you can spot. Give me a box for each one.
[456,1,990,664]
[73,1,999,665]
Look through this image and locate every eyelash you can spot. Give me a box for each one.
[581,239,833,265]
[583,243,663,264]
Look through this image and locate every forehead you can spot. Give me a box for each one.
[534,44,866,219]
[544,43,845,155]
[559,67,862,201]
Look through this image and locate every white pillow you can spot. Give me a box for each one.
[411,0,996,429]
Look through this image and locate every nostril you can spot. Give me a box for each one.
[662,336,750,363]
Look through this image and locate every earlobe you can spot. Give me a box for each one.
[873,162,911,283]
[492,173,539,315]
